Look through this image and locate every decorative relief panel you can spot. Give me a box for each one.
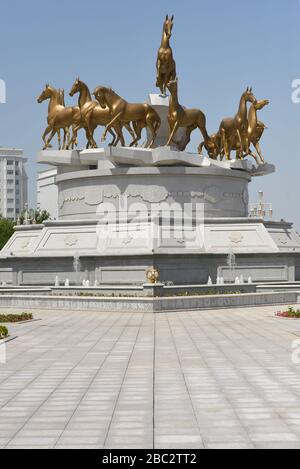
[64,235,79,247]
[229,232,244,244]
[125,186,168,203]
[59,193,84,209]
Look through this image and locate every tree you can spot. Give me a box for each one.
[18,208,50,225]
[34,209,50,224]
[0,217,15,250]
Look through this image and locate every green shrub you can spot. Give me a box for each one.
[0,325,8,339]
[0,313,33,323]
[276,306,300,318]
[0,217,15,250]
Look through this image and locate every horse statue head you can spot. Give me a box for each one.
[93,86,111,109]
[163,14,174,39]
[254,98,269,111]
[242,86,256,104]
[69,77,82,97]
[37,83,53,103]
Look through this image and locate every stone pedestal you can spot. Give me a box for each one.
[1,146,299,287]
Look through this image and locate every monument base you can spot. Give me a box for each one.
[1,147,298,287]
[1,217,300,286]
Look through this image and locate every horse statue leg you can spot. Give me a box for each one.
[89,125,98,148]
[124,123,136,143]
[157,73,165,95]
[62,128,66,149]
[248,149,259,164]
[62,127,70,149]
[85,128,91,149]
[70,123,80,149]
[129,121,143,147]
[42,125,53,150]
[175,124,195,151]
[107,128,117,146]
[66,126,73,149]
[85,116,98,148]
[44,128,57,149]
[220,129,231,160]
[146,116,160,148]
[114,122,126,147]
[101,112,123,142]
[56,129,61,150]
[253,141,265,164]
[166,121,180,146]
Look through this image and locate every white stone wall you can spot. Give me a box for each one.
[37,168,58,219]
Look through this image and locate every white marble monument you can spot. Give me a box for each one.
[0,95,299,286]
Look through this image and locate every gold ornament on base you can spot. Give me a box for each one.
[146,267,160,284]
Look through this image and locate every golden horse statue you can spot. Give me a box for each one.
[198,133,222,159]
[69,78,135,148]
[156,15,176,95]
[37,84,82,150]
[199,98,269,163]
[93,86,161,148]
[166,79,211,149]
[224,98,269,163]
[219,87,256,160]
[246,98,269,163]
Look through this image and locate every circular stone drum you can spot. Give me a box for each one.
[56,166,251,221]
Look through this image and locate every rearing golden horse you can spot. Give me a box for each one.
[156,15,176,95]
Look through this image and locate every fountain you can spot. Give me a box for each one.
[227,249,237,284]
[73,254,81,286]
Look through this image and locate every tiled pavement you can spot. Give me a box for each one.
[1,305,300,449]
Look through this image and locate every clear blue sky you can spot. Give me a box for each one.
[0,0,300,227]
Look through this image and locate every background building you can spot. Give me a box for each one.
[0,147,28,220]
[37,168,58,219]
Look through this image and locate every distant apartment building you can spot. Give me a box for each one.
[37,168,58,219]
[0,148,28,220]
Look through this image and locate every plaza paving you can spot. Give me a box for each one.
[1,305,300,449]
